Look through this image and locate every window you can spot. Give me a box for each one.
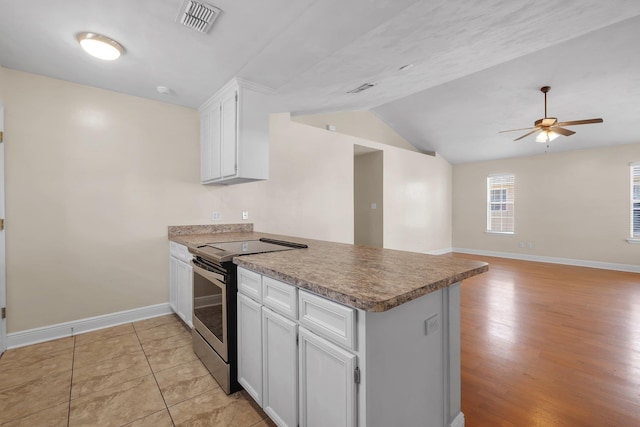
[632,163,640,239]
[487,174,515,233]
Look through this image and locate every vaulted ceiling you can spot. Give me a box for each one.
[1,0,639,163]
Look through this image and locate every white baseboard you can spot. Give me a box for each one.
[7,303,173,349]
[450,412,465,427]
[452,248,640,273]
[426,247,453,255]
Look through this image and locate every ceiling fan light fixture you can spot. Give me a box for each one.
[536,130,559,143]
[77,32,125,60]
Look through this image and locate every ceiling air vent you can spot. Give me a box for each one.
[347,83,376,94]
[177,0,221,33]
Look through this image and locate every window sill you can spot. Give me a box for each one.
[627,238,640,244]
[485,231,515,235]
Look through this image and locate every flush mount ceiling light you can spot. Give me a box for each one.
[76,32,125,60]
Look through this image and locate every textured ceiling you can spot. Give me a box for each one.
[1,0,639,163]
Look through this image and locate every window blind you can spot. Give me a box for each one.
[487,174,515,233]
[632,163,640,238]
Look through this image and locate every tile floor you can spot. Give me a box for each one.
[0,314,276,426]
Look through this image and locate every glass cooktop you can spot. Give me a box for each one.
[193,238,307,263]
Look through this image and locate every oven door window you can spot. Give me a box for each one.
[193,267,227,351]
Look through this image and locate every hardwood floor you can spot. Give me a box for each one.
[449,253,640,426]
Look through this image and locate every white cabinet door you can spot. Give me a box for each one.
[238,293,263,405]
[199,78,269,185]
[169,256,178,313]
[220,89,238,178]
[262,307,298,427]
[299,327,357,427]
[200,105,221,182]
[176,259,193,327]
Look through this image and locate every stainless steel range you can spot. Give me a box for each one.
[189,238,307,394]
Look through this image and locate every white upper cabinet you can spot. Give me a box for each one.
[199,77,272,185]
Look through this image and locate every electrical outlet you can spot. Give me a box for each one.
[242,211,249,220]
[519,241,525,248]
[371,203,377,209]
[211,211,221,221]
[425,314,440,336]
[527,242,533,249]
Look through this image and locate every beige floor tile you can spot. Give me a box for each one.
[1,402,69,427]
[136,321,189,345]
[0,349,73,390]
[155,359,219,406]
[140,327,192,354]
[169,387,264,427]
[251,418,277,427]
[71,351,152,399]
[69,374,165,427]
[133,314,182,332]
[0,337,74,365]
[123,409,174,427]
[0,370,72,424]
[146,343,199,373]
[73,332,142,368]
[74,323,135,346]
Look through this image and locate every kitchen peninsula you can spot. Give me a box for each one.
[169,225,488,427]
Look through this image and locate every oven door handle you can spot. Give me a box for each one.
[191,261,226,284]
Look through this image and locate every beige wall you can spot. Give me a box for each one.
[292,110,420,153]
[0,68,448,333]
[453,143,640,266]
[0,68,354,332]
[384,147,453,254]
[354,150,383,247]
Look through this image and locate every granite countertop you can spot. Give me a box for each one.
[169,224,488,312]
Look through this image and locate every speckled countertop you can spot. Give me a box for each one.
[169,224,488,312]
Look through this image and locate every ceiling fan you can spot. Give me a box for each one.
[499,86,603,143]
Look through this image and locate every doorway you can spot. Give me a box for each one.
[354,145,383,247]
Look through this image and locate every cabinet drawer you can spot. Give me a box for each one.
[262,277,298,320]
[299,290,356,351]
[238,267,262,302]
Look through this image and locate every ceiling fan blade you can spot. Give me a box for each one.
[513,129,540,141]
[555,118,603,127]
[499,126,537,133]
[550,126,576,136]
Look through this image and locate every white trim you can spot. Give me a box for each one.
[450,412,465,427]
[6,303,172,349]
[484,231,515,235]
[426,247,453,255]
[627,238,640,244]
[452,248,640,273]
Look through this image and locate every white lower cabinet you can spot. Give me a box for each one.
[238,269,464,427]
[169,243,193,327]
[238,270,360,427]
[262,307,298,427]
[237,293,263,405]
[169,257,179,313]
[176,259,193,326]
[298,326,357,427]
